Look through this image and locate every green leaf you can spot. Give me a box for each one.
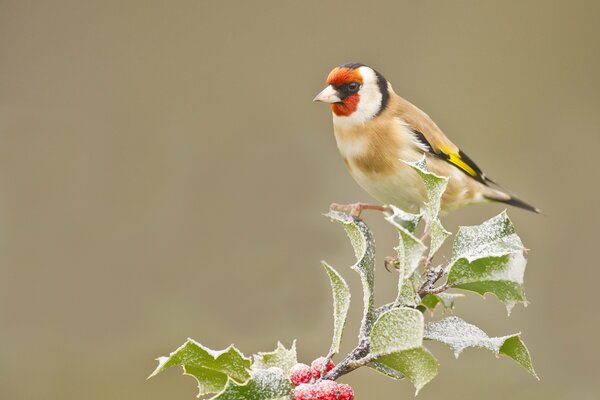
[424,316,537,378]
[327,211,376,335]
[397,271,421,308]
[370,308,424,355]
[420,293,464,311]
[452,211,524,262]
[149,339,251,397]
[374,348,439,395]
[405,158,450,257]
[500,336,538,379]
[448,212,528,313]
[212,369,292,400]
[252,341,297,374]
[322,262,351,355]
[385,206,426,305]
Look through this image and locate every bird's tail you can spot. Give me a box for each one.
[484,189,541,214]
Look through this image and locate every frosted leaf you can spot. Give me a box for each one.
[385,205,422,233]
[149,339,251,397]
[452,211,523,262]
[420,293,464,311]
[448,252,527,313]
[322,262,351,355]
[448,212,528,313]
[327,211,376,335]
[374,348,439,395]
[369,360,405,380]
[424,317,537,378]
[405,157,448,219]
[397,272,421,308]
[252,341,297,374]
[212,369,292,400]
[370,308,424,355]
[405,158,450,257]
[385,206,426,302]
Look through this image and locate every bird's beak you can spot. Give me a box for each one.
[313,85,342,103]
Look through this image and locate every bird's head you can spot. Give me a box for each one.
[314,63,390,125]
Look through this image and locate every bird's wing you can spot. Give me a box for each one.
[394,95,491,186]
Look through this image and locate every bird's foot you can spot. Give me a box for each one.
[384,256,399,272]
[329,202,389,218]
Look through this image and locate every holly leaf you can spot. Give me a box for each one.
[370,308,424,355]
[420,293,464,311]
[252,341,297,374]
[405,158,450,257]
[327,211,376,335]
[447,212,528,313]
[374,348,439,395]
[385,206,426,304]
[149,339,251,397]
[424,316,537,378]
[322,262,351,355]
[212,369,292,400]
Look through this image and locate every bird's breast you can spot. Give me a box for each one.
[332,118,427,211]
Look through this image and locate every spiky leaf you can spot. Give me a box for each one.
[252,341,297,374]
[424,316,537,378]
[374,348,439,395]
[448,212,528,313]
[405,158,450,257]
[327,211,376,335]
[149,339,251,397]
[385,206,426,304]
[322,262,351,355]
[212,369,292,400]
[420,293,464,311]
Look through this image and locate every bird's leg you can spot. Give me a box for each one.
[329,202,389,218]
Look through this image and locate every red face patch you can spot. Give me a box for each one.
[326,68,363,116]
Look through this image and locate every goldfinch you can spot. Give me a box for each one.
[314,63,539,215]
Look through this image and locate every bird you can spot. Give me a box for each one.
[313,62,539,217]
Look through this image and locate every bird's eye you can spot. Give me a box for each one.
[347,82,360,92]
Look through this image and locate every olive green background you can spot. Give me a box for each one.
[1,1,598,399]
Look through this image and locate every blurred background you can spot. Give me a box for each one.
[1,1,598,399]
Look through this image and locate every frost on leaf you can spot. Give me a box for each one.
[385,206,426,303]
[370,308,424,355]
[212,369,292,400]
[405,158,450,257]
[420,293,464,312]
[149,339,251,397]
[424,316,537,378]
[252,341,297,374]
[327,211,376,334]
[322,262,351,355]
[448,212,528,313]
[374,348,439,395]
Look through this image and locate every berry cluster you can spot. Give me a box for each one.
[289,357,354,400]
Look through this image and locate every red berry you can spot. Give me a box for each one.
[311,357,335,379]
[289,363,312,386]
[314,380,338,400]
[292,383,315,400]
[338,384,354,400]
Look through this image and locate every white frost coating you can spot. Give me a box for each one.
[252,341,298,374]
[370,308,424,355]
[452,211,524,263]
[212,369,292,400]
[405,158,451,257]
[327,211,376,335]
[385,205,427,288]
[424,316,519,358]
[322,262,351,355]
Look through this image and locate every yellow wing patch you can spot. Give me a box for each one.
[447,153,477,177]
